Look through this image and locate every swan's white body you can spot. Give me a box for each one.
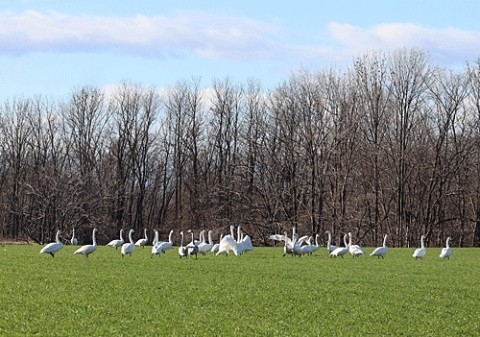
[40,230,64,257]
[413,235,427,259]
[439,237,452,259]
[178,231,188,258]
[330,234,349,258]
[326,231,336,253]
[302,234,320,255]
[121,229,135,257]
[198,230,213,255]
[135,228,148,248]
[74,228,98,257]
[153,230,174,256]
[187,231,199,258]
[107,228,124,250]
[216,225,239,256]
[348,232,365,257]
[370,234,388,259]
[70,228,78,245]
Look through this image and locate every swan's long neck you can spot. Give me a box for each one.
[284,232,288,247]
[420,235,425,249]
[180,232,184,246]
[292,227,297,243]
[383,235,388,247]
[208,230,212,244]
[327,231,331,248]
[92,229,97,246]
[315,234,319,246]
[169,230,173,243]
[55,230,61,243]
[237,226,241,243]
[129,230,134,244]
[153,230,159,246]
[119,229,124,241]
[446,238,451,248]
[191,231,195,244]
[144,228,148,240]
[230,225,235,239]
[348,233,353,246]
[72,228,75,238]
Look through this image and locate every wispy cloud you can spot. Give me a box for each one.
[326,22,480,65]
[0,10,279,59]
[1,10,479,68]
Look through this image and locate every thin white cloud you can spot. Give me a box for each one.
[0,10,279,59]
[327,22,480,65]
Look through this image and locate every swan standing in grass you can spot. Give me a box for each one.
[412,235,427,259]
[40,230,64,257]
[121,229,135,257]
[187,230,199,258]
[439,237,452,259]
[216,225,238,256]
[370,234,388,259]
[135,228,148,248]
[211,234,223,254]
[198,230,213,255]
[348,232,365,257]
[74,228,98,257]
[330,234,349,258]
[70,227,78,245]
[153,230,174,257]
[178,231,188,258]
[106,228,124,250]
[326,231,336,253]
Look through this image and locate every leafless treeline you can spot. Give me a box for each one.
[3,48,480,247]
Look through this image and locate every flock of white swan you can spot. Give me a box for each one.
[39,225,453,260]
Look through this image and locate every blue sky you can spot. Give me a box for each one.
[1,0,480,100]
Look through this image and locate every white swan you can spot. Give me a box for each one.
[370,234,388,259]
[106,228,124,250]
[216,225,238,256]
[304,234,320,255]
[151,230,159,247]
[329,234,349,258]
[348,232,365,257]
[121,229,135,257]
[70,227,78,245]
[187,230,199,258]
[439,237,452,259]
[412,235,427,259]
[153,230,174,256]
[326,230,336,253]
[198,230,213,255]
[178,231,188,258]
[74,228,98,257]
[40,230,64,257]
[135,228,148,248]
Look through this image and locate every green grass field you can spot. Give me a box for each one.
[0,244,479,336]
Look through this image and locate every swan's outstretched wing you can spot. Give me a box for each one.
[269,234,291,244]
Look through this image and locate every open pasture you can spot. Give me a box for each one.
[0,244,479,336]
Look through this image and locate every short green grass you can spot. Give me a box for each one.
[0,244,479,336]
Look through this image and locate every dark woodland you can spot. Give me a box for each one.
[2,48,480,248]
